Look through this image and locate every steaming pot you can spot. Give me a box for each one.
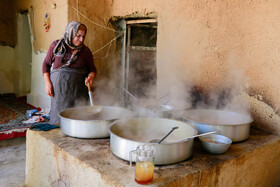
[108,117,197,165]
[132,104,174,118]
[59,105,134,138]
[180,109,253,142]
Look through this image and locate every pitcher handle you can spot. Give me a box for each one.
[129,150,137,166]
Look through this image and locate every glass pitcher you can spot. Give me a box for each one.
[129,144,155,185]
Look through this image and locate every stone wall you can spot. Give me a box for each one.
[8,0,280,133]
[66,0,280,133]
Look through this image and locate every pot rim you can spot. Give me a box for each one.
[58,105,133,122]
[107,117,198,144]
[181,109,253,126]
[132,103,174,112]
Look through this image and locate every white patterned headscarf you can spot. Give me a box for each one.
[53,21,87,67]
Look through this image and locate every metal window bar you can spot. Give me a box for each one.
[121,18,157,105]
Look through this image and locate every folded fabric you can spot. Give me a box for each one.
[30,123,59,131]
[23,115,45,124]
[41,114,50,120]
[26,109,38,119]
[35,107,50,115]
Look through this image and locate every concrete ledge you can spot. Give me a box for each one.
[26,127,280,186]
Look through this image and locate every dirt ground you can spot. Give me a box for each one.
[0,137,26,187]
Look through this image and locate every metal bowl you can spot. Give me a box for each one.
[199,134,232,154]
[108,117,197,165]
[132,104,174,118]
[180,109,253,142]
[59,105,134,138]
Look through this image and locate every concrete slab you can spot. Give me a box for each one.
[26,128,280,186]
[0,137,26,187]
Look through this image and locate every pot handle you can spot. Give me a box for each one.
[129,150,137,166]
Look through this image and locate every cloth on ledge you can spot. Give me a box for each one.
[0,94,40,140]
[30,123,59,131]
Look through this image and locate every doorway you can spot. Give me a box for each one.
[16,11,32,97]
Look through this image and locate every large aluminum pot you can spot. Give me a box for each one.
[59,105,134,138]
[108,117,197,165]
[180,109,253,142]
[132,104,174,118]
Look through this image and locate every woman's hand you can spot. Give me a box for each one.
[45,81,54,97]
[85,72,95,87]
[43,73,54,97]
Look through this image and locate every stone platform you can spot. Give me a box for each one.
[26,127,280,186]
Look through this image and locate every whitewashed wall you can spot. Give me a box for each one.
[27,51,51,110]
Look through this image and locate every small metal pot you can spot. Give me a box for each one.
[132,104,174,118]
[59,105,134,138]
[180,109,253,142]
[108,117,197,165]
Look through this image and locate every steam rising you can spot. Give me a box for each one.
[86,25,251,120]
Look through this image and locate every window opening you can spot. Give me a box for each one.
[120,18,158,105]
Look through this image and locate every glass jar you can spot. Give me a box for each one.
[129,144,155,184]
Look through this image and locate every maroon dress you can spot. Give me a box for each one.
[42,40,97,124]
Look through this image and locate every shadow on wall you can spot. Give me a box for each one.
[0,71,14,93]
[190,86,235,109]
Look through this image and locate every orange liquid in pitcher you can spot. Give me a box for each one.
[135,161,154,184]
